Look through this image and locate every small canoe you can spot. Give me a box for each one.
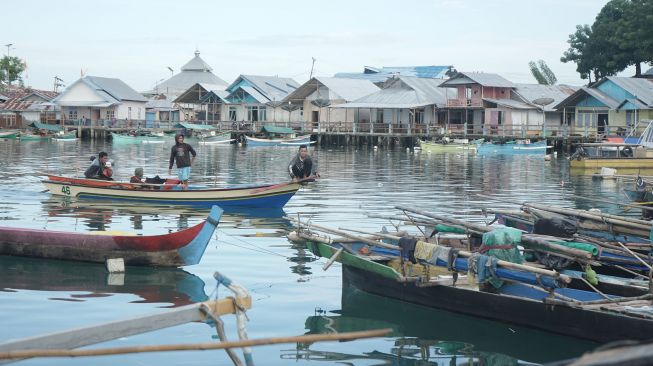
[0,205,222,266]
[245,135,314,147]
[52,132,78,141]
[111,132,166,144]
[42,175,301,209]
[0,130,20,139]
[419,139,476,153]
[476,140,549,155]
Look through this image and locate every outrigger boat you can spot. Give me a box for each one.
[289,207,653,343]
[0,205,222,266]
[42,174,302,208]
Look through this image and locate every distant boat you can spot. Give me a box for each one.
[0,205,222,267]
[419,138,476,153]
[0,130,20,139]
[245,134,314,147]
[52,131,78,141]
[476,139,549,155]
[111,132,166,144]
[245,124,314,147]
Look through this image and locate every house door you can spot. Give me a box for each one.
[598,114,608,135]
[312,111,319,122]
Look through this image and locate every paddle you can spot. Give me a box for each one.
[249,176,317,194]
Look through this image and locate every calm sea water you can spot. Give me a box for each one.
[0,137,630,365]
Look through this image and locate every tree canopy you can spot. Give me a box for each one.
[0,56,26,88]
[561,0,653,82]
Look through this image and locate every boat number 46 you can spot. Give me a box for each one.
[61,185,71,195]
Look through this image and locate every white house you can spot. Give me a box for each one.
[54,76,148,125]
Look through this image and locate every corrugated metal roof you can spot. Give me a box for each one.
[181,50,213,72]
[229,75,300,102]
[28,122,62,132]
[618,98,649,110]
[605,77,653,106]
[335,65,452,83]
[513,84,579,111]
[239,86,269,103]
[175,122,215,130]
[84,76,147,102]
[333,76,453,109]
[283,77,379,102]
[483,98,534,109]
[0,98,33,111]
[440,72,514,88]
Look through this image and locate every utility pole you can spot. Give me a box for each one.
[309,57,316,79]
[4,43,13,57]
[53,76,65,92]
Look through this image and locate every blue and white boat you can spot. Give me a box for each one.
[244,134,314,147]
[476,139,549,155]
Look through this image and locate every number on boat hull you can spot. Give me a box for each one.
[61,185,71,195]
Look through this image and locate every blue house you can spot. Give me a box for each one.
[555,77,653,137]
[224,75,300,123]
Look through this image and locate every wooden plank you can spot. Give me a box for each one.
[0,297,251,354]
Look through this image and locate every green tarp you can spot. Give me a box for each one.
[261,125,294,134]
[28,122,62,132]
[434,224,467,234]
[174,123,215,130]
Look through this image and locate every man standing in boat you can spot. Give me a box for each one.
[288,145,319,182]
[168,134,196,190]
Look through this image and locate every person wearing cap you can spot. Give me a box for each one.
[84,151,113,180]
[168,134,196,189]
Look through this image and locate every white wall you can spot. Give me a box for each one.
[57,82,105,104]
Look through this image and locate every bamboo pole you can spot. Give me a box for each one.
[287,217,400,250]
[339,226,572,283]
[395,206,593,260]
[0,329,392,360]
[570,194,653,213]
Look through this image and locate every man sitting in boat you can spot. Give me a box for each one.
[288,145,320,182]
[84,152,113,180]
[168,134,196,190]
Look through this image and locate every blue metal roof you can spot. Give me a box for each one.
[335,65,453,83]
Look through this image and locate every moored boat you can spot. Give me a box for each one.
[0,205,222,266]
[245,134,314,147]
[51,131,78,141]
[419,138,477,153]
[42,174,302,208]
[570,142,653,169]
[476,139,549,155]
[0,130,20,139]
[111,131,166,144]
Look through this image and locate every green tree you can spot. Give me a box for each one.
[529,60,557,85]
[0,56,26,87]
[613,0,653,76]
[560,25,597,82]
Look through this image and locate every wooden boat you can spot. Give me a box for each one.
[245,134,314,147]
[0,130,20,139]
[419,138,476,153]
[195,132,234,145]
[42,175,301,208]
[570,143,653,169]
[302,237,653,343]
[0,205,222,266]
[52,131,78,141]
[0,255,208,306]
[476,139,549,155]
[19,133,50,141]
[111,132,166,144]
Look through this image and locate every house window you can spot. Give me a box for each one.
[247,106,259,122]
[138,108,141,120]
[259,107,267,122]
[106,110,114,119]
[229,107,237,121]
[299,107,304,117]
[626,110,635,126]
[68,109,78,120]
[415,110,424,124]
[128,107,132,120]
[465,87,472,100]
[376,109,383,123]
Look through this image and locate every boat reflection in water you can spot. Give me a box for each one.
[294,284,597,365]
[0,255,207,307]
[41,197,289,232]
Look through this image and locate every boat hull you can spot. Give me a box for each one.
[477,141,548,155]
[111,132,166,144]
[307,241,653,343]
[0,131,19,139]
[245,135,313,147]
[419,140,476,153]
[570,158,653,169]
[0,206,222,266]
[42,179,300,208]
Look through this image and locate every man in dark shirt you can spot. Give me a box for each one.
[288,145,319,182]
[168,134,196,189]
[84,152,112,180]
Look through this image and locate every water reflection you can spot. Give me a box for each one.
[0,255,207,307]
[298,285,596,364]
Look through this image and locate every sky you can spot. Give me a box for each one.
[5,0,625,92]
